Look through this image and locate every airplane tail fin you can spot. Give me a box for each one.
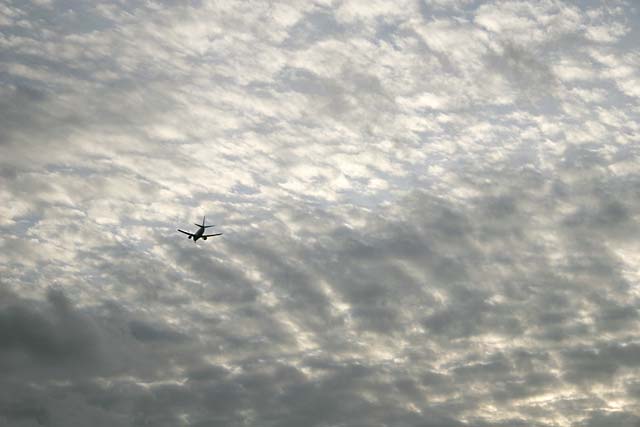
[195,216,215,228]
[195,216,206,228]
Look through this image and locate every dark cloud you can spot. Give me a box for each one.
[0,84,50,146]
[278,64,395,131]
[561,342,640,385]
[485,41,559,102]
[128,319,188,343]
[284,9,345,48]
[0,288,100,369]
[575,411,640,427]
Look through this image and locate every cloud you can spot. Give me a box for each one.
[1,0,640,426]
[0,288,99,367]
[485,41,558,102]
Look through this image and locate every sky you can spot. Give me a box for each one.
[1,0,640,426]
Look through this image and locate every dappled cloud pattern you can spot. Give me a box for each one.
[1,0,640,426]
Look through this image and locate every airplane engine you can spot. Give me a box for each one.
[203,237,207,240]
[188,235,192,239]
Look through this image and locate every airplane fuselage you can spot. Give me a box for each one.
[192,226,205,241]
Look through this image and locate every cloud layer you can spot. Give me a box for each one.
[1,0,640,426]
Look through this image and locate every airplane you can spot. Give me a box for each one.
[178,216,222,242]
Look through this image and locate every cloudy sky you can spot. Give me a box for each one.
[1,0,640,426]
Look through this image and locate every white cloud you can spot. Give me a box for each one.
[475,0,584,44]
[585,23,629,43]
[335,0,416,24]
[1,1,640,426]
[553,61,596,82]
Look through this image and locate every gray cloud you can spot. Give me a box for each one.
[1,0,640,426]
[485,41,559,103]
[0,288,99,367]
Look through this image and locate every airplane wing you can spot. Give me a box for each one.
[177,229,194,236]
[202,233,223,238]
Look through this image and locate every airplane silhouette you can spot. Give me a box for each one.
[178,216,222,242]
